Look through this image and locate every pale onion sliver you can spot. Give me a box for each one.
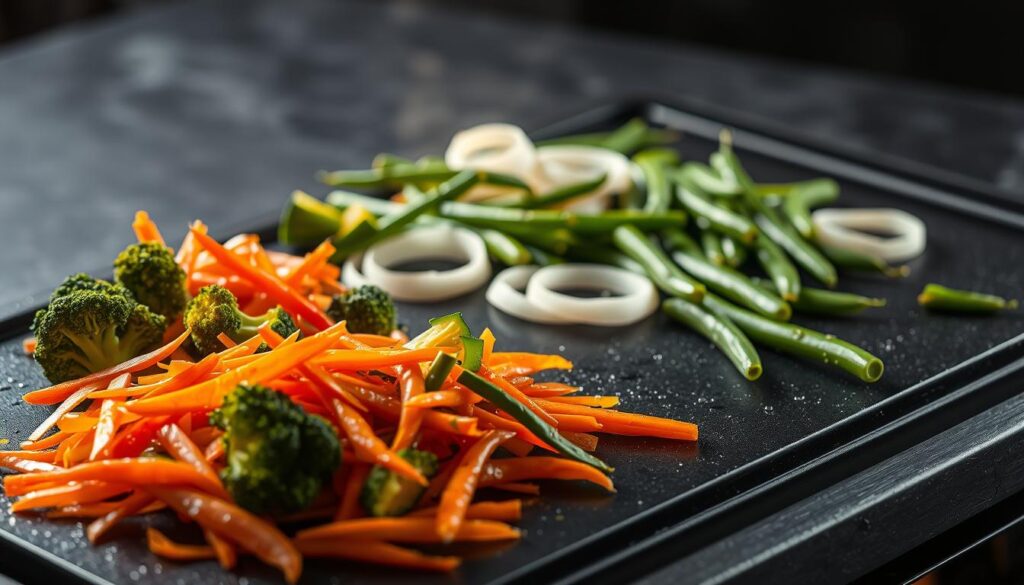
[524,264,659,326]
[445,123,538,201]
[342,254,369,289]
[348,226,491,303]
[812,208,926,263]
[531,145,633,212]
[486,265,573,324]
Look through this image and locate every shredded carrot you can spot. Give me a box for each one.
[87,491,155,543]
[333,399,425,486]
[4,458,228,499]
[132,210,166,246]
[391,365,426,451]
[295,539,460,572]
[545,395,620,408]
[335,463,370,521]
[479,457,615,492]
[410,500,522,522]
[561,431,600,452]
[205,530,238,569]
[147,527,217,561]
[89,399,124,460]
[488,352,573,373]
[535,399,699,441]
[216,332,237,348]
[404,391,466,410]
[22,337,36,355]
[297,517,519,544]
[486,482,541,495]
[436,430,514,542]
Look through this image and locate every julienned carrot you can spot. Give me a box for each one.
[87,491,155,544]
[205,529,238,569]
[404,391,466,409]
[9,481,131,513]
[486,482,541,495]
[190,227,331,330]
[470,407,556,453]
[409,500,522,522]
[90,353,221,400]
[480,368,559,428]
[347,386,480,437]
[535,399,699,441]
[479,457,616,493]
[561,431,600,452]
[546,395,620,408]
[295,539,460,572]
[297,517,519,544]
[132,211,166,246]
[157,423,222,488]
[258,326,365,414]
[27,383,101,442]
[519,382,581,397]
[548,414,602,433]
[0,450,59,463]
[148,487,302,584]
[501,436,534,458]
[391,366,426,451]
[488,352,573,374]
[23,329,192,405]
[189,272,256,298]
[147,527,217,561]
[284,240,336,286]
[333,399,427,486]
[3,458,228,499]
[336,463,370,521]
[350,334,402,348]
[89,399,123,460]
[480,328,496,364]
[48,501,165,519]
[436,430,515,543]
[105,416,171,458]
[216,332,237,348]
[20,431,70,451]
[127,325,344,416]
[22,337,36,355]
[310,347,449,370]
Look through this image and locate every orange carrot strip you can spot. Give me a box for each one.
[157,423,222,489]
[480,328,496,365]
[548,414,602,433]
[436,430,515,542]
[10,481,131,513]
[297,517,519,544]
[349,334,403,348]
[335,463,370,521]
[61,430,95,467]
[486,482,541,495]
[216,332,237,348]
[519,382,581,397]
[471,407,556,453]
[87,491,155,543]
[189,272,256,298]
[535,400,699,441]
[284,240,336,287]
[189,426,223,449]
[23,329,191,405]
[479,457,615,492]
[190,227,331,330]
[148,487,302,583]
[89,399,124,460]
[391,366,426,451]
[258,326,365,414]
[479,367,559,428]
[91,354,221,400]
[311,347,449,370]
[3,458,229,499]
[545,395,620,408]
[404,391,466,409]
[19,431,70,451]
[409,500,522,522]
[27,382,103,442]
[0,450,57,463]
[206,529,238,569]
[147,527,217,561]
[488,352,573,373]
[561,431,599,452]
[48,500,165,519]
[22,337,36,355]
[295,539,459,572]
[501,436,534,458]
[333,399,426,486]
[347,386,479,437]
[132,210,166,246]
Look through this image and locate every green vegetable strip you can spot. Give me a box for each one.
[674,175,757,243]
[699,225,726,266]
[319,162,530,192]
[519,175,607,209]
[634,148,679,213]
[371,153,414,170]
[663,298,762,381]
[439,204,687,235]
[478,229,532,265]
[612,225,705,303]
[917,284,1018,313]
[720,235,747,268]
[779,179,839,239]
[663,230,791,321]
[424,352,458,391]
[703,294,884,383]
[754,207,838,288]
[753,234,801,302]
[677,162,741,197]
[535,119,677,154]
[460,336,485,372]
[327,191,401,216]
[820,245,909,278]
[456,370,612,473]
[564,245,645,275]
[750,278,884,316]
[278,191,344,246]
[523,245,564,266]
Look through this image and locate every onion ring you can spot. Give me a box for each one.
[812,208,926,263]
[531,146,633,212]
[523,264,659,326]
[346,226,491,302]
[486,266,572,324]
[445,123,538,201]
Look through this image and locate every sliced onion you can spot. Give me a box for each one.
[346,226,491,302]
[342,254,368,288]
[445,123,537,201]
[531,145,633,212]
[523,264,659,326]
[812,208,926,262]
[486,266,572,324]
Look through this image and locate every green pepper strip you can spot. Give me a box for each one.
[612,225,705,303]
[674,174,757,243]
[662,229,791,321]
[634,148,679,213]
[820,245,909,278]
[750,278,884,316]
[703,294,884,383]
[460,336,485,372]
[424,352,458,392]
[456,369,612,473]
[663,298,762,381]
[779,179,839,239]
[917,284,1019,313]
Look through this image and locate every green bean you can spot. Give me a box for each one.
[519,174,606,209]
[820,245,909,278]
[754,233,801,302]
[917,284,1019,313]
[751,278,885,316]
[663,230,791,320]
[677,162,742,197]
[440,204,687,235]
[663,298,762,380]
[523,245,564,266]
[331,170,479,259]
[496,224,578,256]
[634,148,679,212]
[703,293,884,382]
[424,352,458,391]
[696,219,726,266]
[612,225,705,302]
[457,370,612,473]
[536,118,678,155]
[327,190,400,215]
[720,235,748,267]
[780,179,839,239]
[675,174,758,243]
[754,207,837,287]
[318,164,531,193]
[371,153,414,170]
[564,244,645,274]
[478,229,532,265]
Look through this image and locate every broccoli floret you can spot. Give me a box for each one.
[113,242,188,319]
[360,448,438,517]
[326,285,397,336]
[50,273,134,302]
[210,384,341,514]
[183,285,298,356]
[31,290,167,383]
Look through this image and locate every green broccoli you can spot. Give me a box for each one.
[326,284,397,336]
[210,384,341,514]
[360,448,438,517]
[31,288,167,383]
[183,285,298,356]
[113,242,188,319]
[50,272,134,302]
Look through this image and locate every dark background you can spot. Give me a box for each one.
[3,0,1023,98]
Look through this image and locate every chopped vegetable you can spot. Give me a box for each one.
[917,284,1018,313]
[184,285,297,356]
[113,242,189,319]
[360,448,439,517]
[325,284,397,336]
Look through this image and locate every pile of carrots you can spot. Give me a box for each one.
[2,211,698,582]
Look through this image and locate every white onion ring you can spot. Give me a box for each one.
[342,254,369,288]
[445,123,538,201]
[812,208,926,263]
[345,226,491,302]
[486,265,572,324]
[523,264,659,326]
[531,145,633,212]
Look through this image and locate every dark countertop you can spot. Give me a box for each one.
[1,0,1023,313]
